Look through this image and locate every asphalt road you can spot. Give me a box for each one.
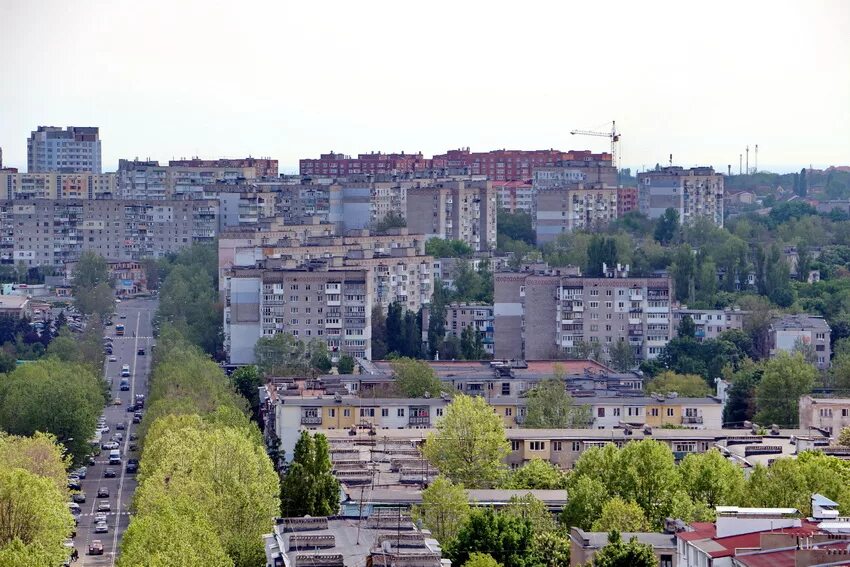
[75,298,156,565]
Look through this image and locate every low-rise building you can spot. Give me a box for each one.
[769,314,831,369]
[617,186,638,216]
[0,295,31,318]
[799,395,850,436]
[570,528,677,567]
[672,307,745,341]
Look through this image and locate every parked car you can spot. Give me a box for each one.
[125,461,138,473]
[97,487,109,498]
[109,356,117,362]
[137,348,145,355]
[116,422,126,430]
[112,398,122,406]
[88,541,104,555]
[132,415,141,424]
[72,492,86,504]
[67,477,81,490]
[129,443,139,452]
[74,466,87,479]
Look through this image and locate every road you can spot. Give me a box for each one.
[75,298,156,565]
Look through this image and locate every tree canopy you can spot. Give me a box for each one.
[280,431,340,517]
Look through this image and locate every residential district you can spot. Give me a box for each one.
[2,127,850,567]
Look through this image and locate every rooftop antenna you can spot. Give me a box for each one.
[739,154,742,175]
[727,165,731,176]
[746,145,749,175]
[669,154,673,167]
[755,144,758,173]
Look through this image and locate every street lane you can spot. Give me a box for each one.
[75,298,156,566]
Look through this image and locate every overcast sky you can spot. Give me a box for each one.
[1,0,848,174]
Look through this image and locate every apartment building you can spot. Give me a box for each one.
[27,126,101,173]
[637,166,724,227]
[300,151,434,177]
[420,302,495,355]
[437,149,613,182]
[168,157,278,178]
[570,529,677,567]
[617,186,638,216]
[117,159,258,200]
[220,227,433,312]
[798,396,850,436]
[224,266,372,365]
[0,171,116,200]
[672,307,745,341]
[0,199,218,266]
[494,181,534,213]
[406,180,497,251]
[769,314,831,369]
[494,268,672,362]
[535,184,619,244]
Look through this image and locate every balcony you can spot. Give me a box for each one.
[408,416,430,426]
[301,416,322,425]
[682,415,703,425]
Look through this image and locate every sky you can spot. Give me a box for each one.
[1,0,848,174]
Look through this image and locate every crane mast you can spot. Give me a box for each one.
[570,120,620,170]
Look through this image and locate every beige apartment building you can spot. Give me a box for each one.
[1,199,218,266]
[224,265,372,365]
[0,171,116,200]
[535,184,619,244]
[798,396,850,436]
[637,166,724,227]
[117,159,259,200]
[494,268,672,362]
[406,180,497,251]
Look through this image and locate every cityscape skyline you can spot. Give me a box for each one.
[2,0,849,174]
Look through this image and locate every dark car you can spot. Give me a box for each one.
[129,434,138,441]
[103,468,117,478]
[72,492,86,503]
[125,461,138,474]
[129,443,138,452]
[137,348,145,355]
[67,477,81,490]
[88,540,104,555]
[116,422,126,430]
[132,415,141,424]
[126,404,137,413]
[97,487,109,498]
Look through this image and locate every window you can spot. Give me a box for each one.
[530,441,545,451]
[360,408,375,417]
[398,408,405,417]
[667,408,674,417]
[328,408,336,417]
[650,408,659,417]
[613,408,620,417]
[343,409,350,417]
[381,408,389,417]
[502,382,511,395]
[436,408,443,417]
[511,440,521,451]
[597,407,605,417]
[504,407,513,416]
[572,441,581,452]
[553,441,562,451]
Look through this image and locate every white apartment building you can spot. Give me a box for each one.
[27,126,101,173]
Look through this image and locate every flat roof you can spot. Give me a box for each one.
[572,529,676,550]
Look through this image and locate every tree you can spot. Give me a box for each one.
[608,340,636,372]
[311,350,333,373]
[386,301,404,355]
[422,394,510,488]
[645,371,711,398]
[572,340,603,361]
[372,211,407,233]
[411,476,470,544]
[0,432,70,494]
[391,357,444,397]
[678,449,745,509]
[524,378,591,428]
[447,508,534,567]
[0,359,104,464]
[561,476,609,531]
[591,531,658,567]
[612,440,683,528]
[280,431,340,517]
[425,239,474,258]
[677,315,696,339]
[502,493,557,534]
[73,250,110,289]
[754,352,816,427]
[839,427,850,447]
[792,337,817,366]
[337,354,355,374]
[118,506,234,567]
[505,458,567,489]
[587,236,618,277]
[497,210,535,246]
[528,531,571,567]
[591,497,651,532]
[460,324,485,360]
[463,553,501,567]
[371,305,388,360]
[654,208,679,245]
[254,333,311,376]
[0,465,74,565]
[230,366,263,423]
[799,167,808,197]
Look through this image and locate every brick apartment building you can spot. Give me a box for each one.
[436,148,612,182]
[617,186,638,216]
[494,268,672,361]
[0,171,117,200]
[300,152,434,177]
[168,157,278,178]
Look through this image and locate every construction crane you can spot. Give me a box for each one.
[570,120,621,169]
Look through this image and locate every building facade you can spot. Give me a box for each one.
[27,126,101,173]
[300,152,434,177]
[617,186,638,216]
[0,171,116,200]
[535,184,619,244]
[406,180,497,251]
[224,266,372,364]
[0,199,218,266]
[769,314,831,369]
[494,269,672,361]
[637,166,724,227]
[672,307,745,341]
[438,149,612,182]
[117,159,259,200]
[798,396,850,436]
[421,302,495,356]
[494,181,534,214]
[168,157,278,178]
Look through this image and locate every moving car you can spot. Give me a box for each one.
[121,364,130,377]
[132,414,141,424]
[88,541,104,555]
[97,487,109,498]
[94,521,108,534]
[116,422,126,430]
[109,355,117,362]
[101,441,119,451]
[137,348,145,355]
[112,397,122,405]
[94,513,107,524]
[97,501,111,512]
[103,468,116,478]
[67,502,81,516]
[125,459,138,473]
[108,449,121,465]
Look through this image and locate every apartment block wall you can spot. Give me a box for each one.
[28,126,101,173]
[406,180,497,251]
[0,172,116,200]
[637,166,724,227]
[0,199,218,266]
[799,396,850,436]
[535,185,619,244]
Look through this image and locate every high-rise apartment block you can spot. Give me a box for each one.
[0,171,116,200]
[637,166,724,226]
[406,180,497,251]
[535,184,619,244]
[617,186,638,216]
[0,199,218,266]
[494,268,672,361]
[494,181,534,214]
[436,149,612,182]
[168,157,278,178]
[300,152,433,177]
[28,126,102,173]
[117,159,260,200]
[224,266,372,364]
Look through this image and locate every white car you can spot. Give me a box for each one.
[94,512,108,524]
[102,441,119,450]
[109,356,117,362]
[100,425,110,434]
[94,521,108,533]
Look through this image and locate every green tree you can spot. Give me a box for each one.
[463,553,501,567]
[839,427,850,447]
[372,211,407,233]
[386,302,404,355]
[497,210,535,246]
[591,497,651,532]
[371,305,388,360]
[524,378,591,428]
[280,431,340,517]
[447,508,534,567]
[230,366,263,422]
[254,333,311,376]
[677,315,696,339]
[528,531,571,567]
[654,208,679,245]
[73,250,110,289]
[561,475,609,531]
[460,324,486,360]
[0,465,74,565]
[0,432,70,494]
[411,476,470,545]
[426,239,474,258]
[572,340,603,361]
[587,236,618,277]
[608,340,636,371]
[337,354,355,374]
[612,440,683,528]
[0,359,104,464]
[502,493,557,533]
[645,371,711,397]
[722,360,762,426]
[422,394,510,488]
[678,449,746,509]
[754,352,815,427]
[391,357,444,397]
[311,350,333,373]
[591,531,658,567]
[505,458,567,489]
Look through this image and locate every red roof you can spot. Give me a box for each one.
[735,544,850,567]
[677,521,823,559]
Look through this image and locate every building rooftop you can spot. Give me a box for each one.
[770,313,831,331]
[571,528,676,551]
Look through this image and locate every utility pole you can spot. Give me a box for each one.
[746,146,749,175]
[739,154,742,175]
[755,144,758,173]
